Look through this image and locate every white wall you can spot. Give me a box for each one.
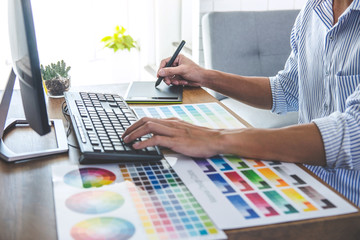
[0,0,148,90]
[0,0,308,89]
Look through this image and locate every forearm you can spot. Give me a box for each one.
[218,123,326,166]
[202,69,273,109]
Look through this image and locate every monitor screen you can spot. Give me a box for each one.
[8,0,51,136]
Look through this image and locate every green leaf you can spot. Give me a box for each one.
[101,36,112,42]
[119,26,126,35]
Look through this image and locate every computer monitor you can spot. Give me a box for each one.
[0,0,68,162]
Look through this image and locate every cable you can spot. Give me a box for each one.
[61,101,70,135]
[67,143,79,149]
[61,101,79,149]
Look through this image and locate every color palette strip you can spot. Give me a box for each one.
[132,102,245,129]
[263,191,298,214]
[226,195,259,219]
[257,168,289,187]
[298,186,336,209]
[197,104,228,129]
[119,160,222,239]
[281,188,317,212]
[224,171,253,192]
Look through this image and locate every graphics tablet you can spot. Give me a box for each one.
[125,81,183,103]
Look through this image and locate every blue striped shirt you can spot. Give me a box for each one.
[270,0,360,206]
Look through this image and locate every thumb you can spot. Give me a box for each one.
[158,67,178,78]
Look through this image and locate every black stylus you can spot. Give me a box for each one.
[155,40,186,87]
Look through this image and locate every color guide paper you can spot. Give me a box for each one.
[52,163,226,240]
[119,161,225,239]
[165,154,358,229]
[134,102,357,228]
[132,103,245,129]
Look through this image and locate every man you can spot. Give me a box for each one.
[123,0,360,206]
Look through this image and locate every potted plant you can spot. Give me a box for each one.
[41,60,71,98]
[101,26,142,81]
[101,25,139,52]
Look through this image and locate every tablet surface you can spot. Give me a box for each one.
[125,81,183,103]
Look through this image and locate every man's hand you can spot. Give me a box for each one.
[122,117,224,158]
[157,54,206,87]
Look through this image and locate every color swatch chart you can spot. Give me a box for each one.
[165,154,358,229]
[119,160,225,239]
[52,163,226,240]
[132,102,245,129]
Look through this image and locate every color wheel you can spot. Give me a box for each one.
[64,167,116,188]
[71,217,135,240]
[66,190,124,214]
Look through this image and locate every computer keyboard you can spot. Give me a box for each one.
[64,91,163,164]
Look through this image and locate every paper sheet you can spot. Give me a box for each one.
[165,154,358,229]
[132,102,245,129]
[52,162,227,240]
[132,103,358,229]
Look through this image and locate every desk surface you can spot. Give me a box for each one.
[0,84,359,240]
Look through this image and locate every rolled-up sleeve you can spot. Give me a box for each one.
[313,86,360,170]
[270,19,300,114]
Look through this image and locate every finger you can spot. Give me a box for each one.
[157,58,170,78]
[157,54,182,78]
[132,135,178,150]
[123,117,187,143]
[173,54,183,65]
[133,135,216,158]
[177,80,188,85]
[164,79,172,85]
[123,117,181,138]
[123,121,180,143]
[168,79,188,86]
[158,66,180,79]
[158,57,171,70]
[122,117,152,138]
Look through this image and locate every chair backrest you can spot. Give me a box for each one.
[202,10,300,77]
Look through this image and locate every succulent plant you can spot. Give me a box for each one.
[40,60,71,81]
[40,60,71,96]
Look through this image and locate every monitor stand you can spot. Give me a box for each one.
[0,69,68,162]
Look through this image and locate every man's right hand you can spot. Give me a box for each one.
[157,54,207,87]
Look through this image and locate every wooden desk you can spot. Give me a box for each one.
[0,84,359,240]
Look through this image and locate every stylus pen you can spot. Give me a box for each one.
[155,40,186,87]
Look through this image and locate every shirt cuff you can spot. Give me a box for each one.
[312,115,347,169]
[269,76,288,114]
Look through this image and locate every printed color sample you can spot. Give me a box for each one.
[132,103,245,129]
[66,190,124,214]
[119,160,220,239]
[194,155,335,218]
[70,217,135,240]
[64,167,116,188]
